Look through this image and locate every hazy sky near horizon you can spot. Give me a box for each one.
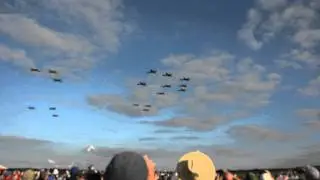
[0,0,320,169]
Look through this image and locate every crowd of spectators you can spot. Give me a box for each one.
[0,151,319,180]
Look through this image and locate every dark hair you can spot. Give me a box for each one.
[104,151,148,180]
[86,173,101,180]
[216,170,224,176]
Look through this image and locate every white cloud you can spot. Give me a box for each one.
[281,5,316,29]
[310,0,320,9]
[296,108,320,130]
[43,0,132,52]
[281,49,319,68]
[87,94,159,117]
[0,44,35,68]
[88,51,281,131]
[274,59,302,69]
[239,0,320,72]
[237,8,263,50]
[259,4,317,44]
[0,0,132,78]
[0,14,93,53]
[303,121,320,129]
[299,76,320,96]
[226,124,295,142]
[142,116,226,132]
[258,3,316,36]
[293,29,320,48]
[297,108,320,119]
[161,54,195,67]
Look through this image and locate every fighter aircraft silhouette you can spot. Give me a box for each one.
[137,81,147,86]
[142,108,150,112]
[133,103,139,107]
[179,84,187,88]
[52,114,59,117]
[178,88,187,92]
[161,84,171,88]
[157,92,165,95]
[162,72,172,77]
[144,105,152,108]
[27,106,35,110]
[30,68,40,72]
[49,107,56,110]
[48,69,58,74]
[53,78,62,83]
[180,77,190,81]
[147,69,157,74]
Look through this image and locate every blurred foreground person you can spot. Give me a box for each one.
[104,151,156,180]
[175,150,216,180]
[37,170,49,180]
[22,170,35,180]
[303,165,320,180]
[243,172,258,180]
[69,167,84,180]
[3,171,12,180]
[260,170,274,180]
[86,172,100,180]
[222,171,240,180]
[144,155,157,180]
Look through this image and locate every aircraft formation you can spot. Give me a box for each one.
[137,69,190,91]
[134,69,191,113]
[30,68,63,83]
[28,68,63,118]
[27,106,60,118]
[132,104,153,112]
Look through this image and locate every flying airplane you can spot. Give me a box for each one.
[147,69,157,74]
[157,92,165,95]
[49,107,56,110]
[52,114,59,117]
[179,84,187,88]
[48,69,58,74]
[30,68,40,72]
[27,106,35,110]
[180,77,190,81]
[137,81,147,86]
[144,105,152,108]
[142,108,150,112]
[162,72,172,77]
[178,88,187,92]
[133,103,139,107]
[53,78,62,83]
[161,84,171,88]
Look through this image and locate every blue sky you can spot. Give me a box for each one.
[0,0,320,169]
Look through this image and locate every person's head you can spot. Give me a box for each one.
[104,151,152,180]
[40,171,49,180]
[304,165,320,180]
[176,150,216,180]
